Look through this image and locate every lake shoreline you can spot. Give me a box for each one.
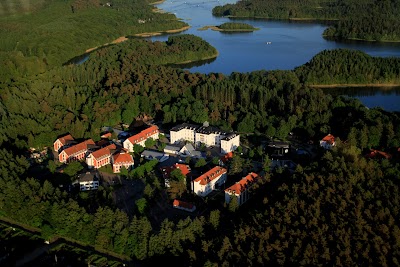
[198,25,259,32]
[309,83,400,89]
[174,51,220,64]
[223,15,400,43]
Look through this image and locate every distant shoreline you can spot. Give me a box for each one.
[309,83,400,88]
[198,25,259,32]
[133,25,191,37]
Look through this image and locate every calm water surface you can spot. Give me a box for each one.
[152,0,400,111]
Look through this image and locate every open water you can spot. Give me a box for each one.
[151,0,400,111]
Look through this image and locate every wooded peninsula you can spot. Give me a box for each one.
[0,0,399,266]
[212,0,400,42]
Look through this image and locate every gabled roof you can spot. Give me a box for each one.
[220,152,234,163]
[162,163,191,178]
[321,134,335,144]
[180,143,202,157]
[62,139,95,156]
[91,144,116,160]
[113,152,134,164]
[125,125,159,144]
[225,172,259,195]
[173,199,195,210]
[101,132,112,139]
[193,166,227,185]
[78,171,99,182]
[55,134,75,145]
[365,149,392,159]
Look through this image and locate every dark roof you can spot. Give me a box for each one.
[78,171,99,182]
[171,123,200,132]
[196,125,228,135]
[221,133,238,141]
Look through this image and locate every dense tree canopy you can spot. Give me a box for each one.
[1,0,400,265]
[212,0,400,41]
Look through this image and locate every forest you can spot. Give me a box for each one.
[212,0,400,42]
[0,0,187,81]
[1,0,400,266]
[217,22,259,31]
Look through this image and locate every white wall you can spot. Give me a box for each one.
[192,173,227,197]
[170,128,196,144]
[221,135,240,154]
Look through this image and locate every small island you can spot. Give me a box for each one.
[199,22,259,32]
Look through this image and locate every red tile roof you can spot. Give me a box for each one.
[113,153,134,164]
[63,139,95,156]
[96,139,110,147]
[91,144,116,159]
[173,199,194,210]
[57,134,74,145]
[162,163,191,178]
[366,149,392,159]
[101,132,112,139]
[193,166,227,185]
[126,125,159,145]
[225,172,259,195]
[220,152,234,163]
[321,134,335,144]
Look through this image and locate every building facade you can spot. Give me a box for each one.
[170,122,240,154]
[225,172,260,206]
[78,172,100,191]
[170,123,199,144]
[221,133,240,154]
[192,166,227,197]
[86,144,117,169]
[53,134,75,152]
[112,152,135,173]
[123,125,159,152]
[59,139,95,163]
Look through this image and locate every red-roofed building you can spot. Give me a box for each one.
[220,152,234,164]
[112,152,134,173]
[320,134,336,150]
[53,134,75,152]
[225,172,260,206]
[101,132,112,139]
[192,166,227,197]
[59,139,95,163]
[365,149,392,160]
[86,144,117,169]
[161,163,191,187]
[173,199,196,212]
[123,125,159,152]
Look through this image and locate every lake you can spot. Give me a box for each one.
[152,0,400,111]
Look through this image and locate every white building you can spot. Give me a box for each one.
[221,133,240,154]
[78,172,100,191]
[164,144,182,155]
[170,122,240,154]
[170,123,199,144]
[192,166,227,197]
[123,125,159,152]
[225,172,260,206]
